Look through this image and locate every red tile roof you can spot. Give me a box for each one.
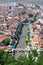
[34,29,40,34]
[32,24,37,29]
[33,36,41,42]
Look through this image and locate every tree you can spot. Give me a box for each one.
[40,50,43,56]
[6,54,15,64]
[11,39,15,45]
[0,50,4,65]
[0,49,4,58]
[37,55,43,65]
[28,14,33,17]
[0,49,43,65]
[32,49,38,57]
[0,50,15,65]
[28,51,35,65]
[17,56,29,65]
[30,16,36,23]
[2,52,9,65]
[28,51,38,65]
[3,38,10,45]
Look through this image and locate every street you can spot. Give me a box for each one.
[17,22,29,48]
[15,21,29,58]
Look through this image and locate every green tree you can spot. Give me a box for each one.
[0,50,16,65]
[37,55,43,65]
[0,50,4,65]
[28,14,33,17]
[30,16,36,23]
[32,49,38,57]
[3,38,10,45]
[17,56,29,65]
[11,39,15,45]
[28,51,37,65]
[0,49,43,65]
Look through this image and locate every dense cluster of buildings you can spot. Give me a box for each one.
[32,19,43,49]
[0,2,43,51]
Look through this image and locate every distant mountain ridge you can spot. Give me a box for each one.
[0,0,43,2]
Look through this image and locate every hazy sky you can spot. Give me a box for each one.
[0,0,42,1]
[0,0,43,2]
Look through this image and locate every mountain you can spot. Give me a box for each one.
[0,0,43,2]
